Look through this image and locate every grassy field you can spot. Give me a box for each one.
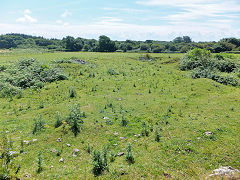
[0,51,240,179]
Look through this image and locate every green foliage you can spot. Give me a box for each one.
[107,69,118,75]
[180,48,212,70]
[109,152,115,162]
[98,35,117,52]
[181,48,239,86]
[120,116,128,127]
[54,111,62,128]
[141,122,149,137]
[37,152,43,173]
[92,150,104,176]
[155,129,160,142]
[69,87,76,98]
[191,67,239,86]
[66,104,85,137]
[126,144,135,164]
[0,134,10,179]
[32,115,45,134]
[0,59,68,98]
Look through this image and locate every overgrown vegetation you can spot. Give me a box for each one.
[0,58,67,97]
[180,48,239,86]
[0,51,239,179]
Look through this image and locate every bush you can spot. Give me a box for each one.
[181,48,239,86]
[0,59,68,95]
[54,111,62,128]
[191,67,238,86]
[0,82,22,98]
[180,48,212,70]
[69,87,76,98]
[107,69,118,75]
[37,152,43,173]
[32,115,45,134]
[92,150,104,176]
[126,144,135,164]
[66,104,85,137]
[213,60,236,73]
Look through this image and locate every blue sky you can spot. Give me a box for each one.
[0,0,240,41]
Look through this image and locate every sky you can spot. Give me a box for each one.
[0,0,240,41]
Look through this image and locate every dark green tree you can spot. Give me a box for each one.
[98,35,117,52]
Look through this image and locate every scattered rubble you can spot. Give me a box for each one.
[209,166,240,178]
[117,152,125,156]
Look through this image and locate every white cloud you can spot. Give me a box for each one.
[16,9,37,23]
[136,0,240,36]
[56,20,63,24]
[99,17,123,23]
[1,20,240,41]
[24,9,31,14]
[61,10,71,18]
[16,14,37,23]
[102,7,147,14]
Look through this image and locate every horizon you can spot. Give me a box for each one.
[1,0,240,41]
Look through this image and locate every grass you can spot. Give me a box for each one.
[0,51,239,179]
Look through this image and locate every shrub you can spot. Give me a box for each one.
[69,87,76,98]
[0,65,6,72]
[181,48,239,86]
[54,111,62,128]
[37,152,43,173]
[120,116,128,127]
[66,104,85,137]
[155,130,160,142]
[0,82,22,98]
[213,60,236,73]
[92,150,104,176]
[0,59,68,96]
[180,48,212,70]
[32,115,45,134]
[191,67,239,86]
[141,122,149,136]
[126,144,135,164]
[107,69,118,75]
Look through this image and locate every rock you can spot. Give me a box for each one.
[59,158,64,163]
[134,134,141,137]
[66,144,71,147]
[9,151,18,156]
[73,148,80,153]
[74,59,87,65]
[209,166,240,177]
[72,153,77,157]
[114,132,119,136]
[205,131,213,136]
[51,148,57,153]
[32,139,38,142]
[120,137,125,140]
[117,152,125,156]
[23,140,29,145]
[57,138,61,142]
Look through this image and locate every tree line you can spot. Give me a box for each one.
[0,33,240,53]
